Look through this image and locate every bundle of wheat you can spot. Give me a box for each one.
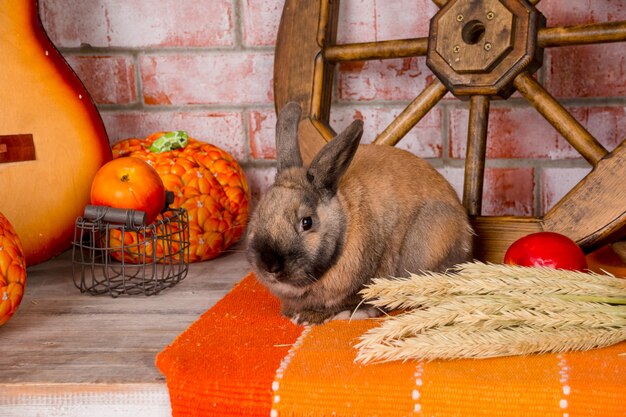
[355,262,626,363]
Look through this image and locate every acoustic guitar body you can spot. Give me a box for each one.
[0,1,111,265]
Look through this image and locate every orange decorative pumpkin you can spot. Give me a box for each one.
[112,131,249,262]
[0,212,26,326]
[107,210,187,264]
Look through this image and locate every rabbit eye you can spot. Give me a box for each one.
[301,216,313,231]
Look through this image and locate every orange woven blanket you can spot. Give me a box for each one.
[156,273,626,417]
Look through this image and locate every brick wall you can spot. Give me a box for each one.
[39,0,626,215]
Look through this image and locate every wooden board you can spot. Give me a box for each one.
[0,248,251,415]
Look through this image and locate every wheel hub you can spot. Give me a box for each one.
[427,0,546,99]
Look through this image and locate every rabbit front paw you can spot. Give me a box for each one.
[285,309,335,325]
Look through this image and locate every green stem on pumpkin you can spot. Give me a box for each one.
[149,131,189,153]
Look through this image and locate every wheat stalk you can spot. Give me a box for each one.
[356,324,626,363]
[361,262,626,309]
[361,295,626,346]
[355,262,626,363]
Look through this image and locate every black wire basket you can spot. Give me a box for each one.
[72,205,190,297]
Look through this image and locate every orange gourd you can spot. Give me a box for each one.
[0,1,111,266]
[112,132,250,262]
[0,212,26,326]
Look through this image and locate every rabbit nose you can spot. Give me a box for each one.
[260,249,285,274]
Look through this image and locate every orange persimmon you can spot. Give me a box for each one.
[90,157,166,225]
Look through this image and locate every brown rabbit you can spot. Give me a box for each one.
[247,102,473,324]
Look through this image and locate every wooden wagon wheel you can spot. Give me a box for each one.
[274,0,626,263]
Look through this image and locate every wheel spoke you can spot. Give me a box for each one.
[512,72,608,166]
[325,38,428,62]
[463,95,490,216]
[374,78,448,146]
[538,21,626,48]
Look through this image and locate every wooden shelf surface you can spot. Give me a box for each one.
[0,246,250,417]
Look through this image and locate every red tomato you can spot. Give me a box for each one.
[504,231,588,271]
[90,157,166,224]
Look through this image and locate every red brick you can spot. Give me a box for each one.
[436,167,466,200]
[338,58,437,101]
[374,0,436,40]
[337,0,377,43]
[538,0,626,26]
[539,0,626,99]
[483,168,535,216]
[545,43,626,99]
[541,167,590,213]
[102,111,245,160]
[65,55,136,105]
[331,105,443,157]
[140,53,274,105]
[242,0,285,46]
[337,0,435,43]
[437,167,535,216]
[40,0,234,48]
[249,105,443,161]
[249,110,277,160]
[568,107,626,151]
[450,106,626,159]
[245,166,277,206]
[450,107,593,159]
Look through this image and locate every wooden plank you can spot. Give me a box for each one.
[0,352,166,383]
[25,250,245,296]
[0,249,250,388]
[0,383,171,417]
[543,140,626,251]
[471,216,544,263]
[18,293,230,315]
[1,313,201,345]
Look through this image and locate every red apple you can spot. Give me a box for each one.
[504,231,588,271]
[90,157,166,224]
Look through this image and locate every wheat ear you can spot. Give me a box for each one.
[359,295,626,346]
[361,262,626,309]
[355,262,626,363]
[356,324,626,363]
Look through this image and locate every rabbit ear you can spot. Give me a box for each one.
[307,119,363,194]
[276,102,303,172]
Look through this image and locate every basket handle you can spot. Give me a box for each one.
[83,205,146,227]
